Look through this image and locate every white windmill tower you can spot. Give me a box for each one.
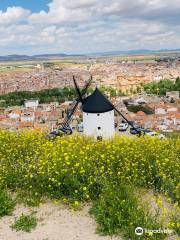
[82,88,115,139]
[49,76,140,138]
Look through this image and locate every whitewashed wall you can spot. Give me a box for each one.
[83,110,115,138]
[24,100,39,108]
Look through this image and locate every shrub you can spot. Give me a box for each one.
[11,214,37,232]
[127,105,154,114]
[0,131,179,203]
[0,131,180,239]
[0,189,16,217]
[0,130,179,238]
[16,190,42,207]
[144,79,180,96]
[90,182,166,239]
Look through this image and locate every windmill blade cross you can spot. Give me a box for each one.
[73,76,84,103]
[59,75,92,134]
[62,100,80,129]
[81,75,93,95]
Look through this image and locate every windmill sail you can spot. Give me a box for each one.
[58,76,93,134]
[114,106,141,135]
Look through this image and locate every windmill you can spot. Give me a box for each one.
[82,87,141,139]
[50,76,141,138]
[49,75,92,137]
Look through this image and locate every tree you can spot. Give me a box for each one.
[127,105,154,114]
[175,77,180,91]
[136,86,141,93]
[144,79,176,96]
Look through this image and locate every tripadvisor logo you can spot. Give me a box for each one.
[135,227,173,236]
[135,227,144,236]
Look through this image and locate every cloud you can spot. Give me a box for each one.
[0,0,180,55]
[98,0,180,20]
[41,0,180,24]
[29,0,95,25]
[0,6,30,25]
[64,0,97,9]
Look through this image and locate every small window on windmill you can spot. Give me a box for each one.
[97,114,100,116]
[97,136,103,141]
[98,127,101,130]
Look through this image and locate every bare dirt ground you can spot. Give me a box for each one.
[0,202,120,240]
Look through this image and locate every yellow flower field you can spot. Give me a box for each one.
[0,130,179,239]
[0,130,179,202]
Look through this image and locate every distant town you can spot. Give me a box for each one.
[0,53,179,135]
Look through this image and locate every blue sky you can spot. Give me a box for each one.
[0,0,50,12]
[0,0,180,55]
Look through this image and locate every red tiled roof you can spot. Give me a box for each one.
[18,122,34,128]
[136,111,146,116]
[167,112,180,119]
[11,109,21,115]
[0,115,6,120]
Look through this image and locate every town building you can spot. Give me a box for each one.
[24,99,39,108]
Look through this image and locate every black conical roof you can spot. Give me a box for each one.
[82,88,114,113]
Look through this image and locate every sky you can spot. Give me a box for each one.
[0,0,50,12]
[0,0,180,55]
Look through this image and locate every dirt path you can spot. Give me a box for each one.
[0,202,120,240]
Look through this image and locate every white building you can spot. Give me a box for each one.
[167,107,178,113]
[8,112,20,119]
[166,91,179,100]
[24,99,39,109]
[82,88,115,139]
[155,107,166,115]
[135,97,147,104]
[21,112,35,122]
[154,75,162,81]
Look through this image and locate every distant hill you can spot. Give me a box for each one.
[88,49,180,56]
[0,49,180,61]
[0,55,32,61]
[0,53,85,61]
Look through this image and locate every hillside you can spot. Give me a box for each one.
[0,131,179,239]
[0,54,84,62]
[1,49,180,61]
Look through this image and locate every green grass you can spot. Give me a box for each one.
[16,190,43,207]
[163,132,180,139]
[0,189,16,217]
[0,131,179,239]
[90,182,166,239]
[11,213,37,232]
